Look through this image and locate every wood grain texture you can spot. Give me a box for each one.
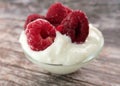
[0,0,120,86]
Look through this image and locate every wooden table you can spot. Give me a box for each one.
[0,0,120,86]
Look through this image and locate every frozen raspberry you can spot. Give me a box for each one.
[46,2,72,26]
[24,14,45,29]
[25,19,56,51]
[57,10,89,43]
[65,6,72,14]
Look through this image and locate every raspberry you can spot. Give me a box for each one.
[46,2,72,26]
[25,19,56,51]
[65,6,72,14]
[57,10,89,43]
[24,14,45,29]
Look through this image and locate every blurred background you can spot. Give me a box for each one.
[0,0,120,86]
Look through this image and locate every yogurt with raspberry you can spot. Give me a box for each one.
[19,24,104,66]
[19,2,104,74]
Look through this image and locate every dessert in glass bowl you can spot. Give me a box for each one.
[19,2,104,74]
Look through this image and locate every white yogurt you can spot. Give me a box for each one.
[19,24,104,74]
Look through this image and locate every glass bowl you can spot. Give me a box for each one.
[21,24,104,75]
[23,41,104,75]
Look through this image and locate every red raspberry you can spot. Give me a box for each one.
[46,2,72,26]
[25,19,56,51]
[24,14,45,29]
[65,6,72,14]
[57,10,89,43]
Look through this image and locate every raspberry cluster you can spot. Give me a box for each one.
[24,2,89,51]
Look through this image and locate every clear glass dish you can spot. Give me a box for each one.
[23,41,104,75]
[21,24,104,75]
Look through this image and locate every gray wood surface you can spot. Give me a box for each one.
[0,0,120,86]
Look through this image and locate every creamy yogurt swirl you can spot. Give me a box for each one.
[19,24,104,65]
